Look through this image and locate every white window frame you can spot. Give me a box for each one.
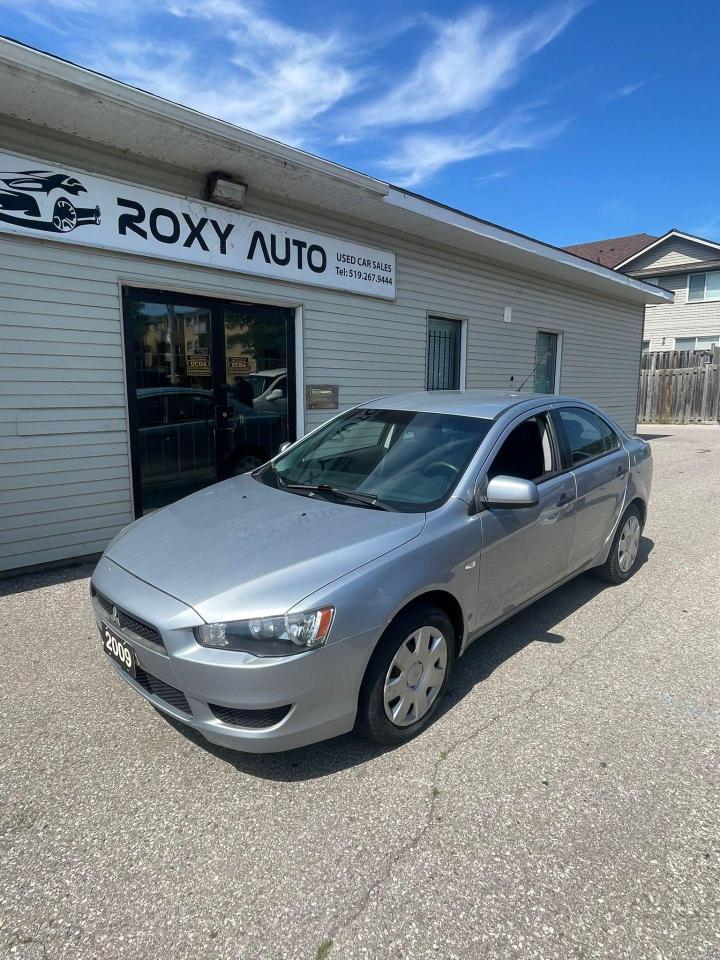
[425,313,468,391]
[675,334,720,351]
[687,271,720,303]
[535,329,563,395]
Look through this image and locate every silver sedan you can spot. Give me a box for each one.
[91,390,652,752]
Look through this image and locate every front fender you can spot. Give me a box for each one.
[291,500,480,659]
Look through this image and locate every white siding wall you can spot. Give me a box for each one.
[0,125,646,573]
[627,236,720,349]
[629,236,714,272]
[640,273,720,349]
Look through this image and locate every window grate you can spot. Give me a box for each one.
[427,319,461,390]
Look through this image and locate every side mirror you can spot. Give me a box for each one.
[481,475,539,509]
[266,388,283,401]
[278,441,293,454]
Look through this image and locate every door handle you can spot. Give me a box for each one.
[556,492,574,507]
[616,465,627,477]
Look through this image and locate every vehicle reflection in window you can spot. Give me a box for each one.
[136,387,215,510]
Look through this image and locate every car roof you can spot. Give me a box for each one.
[361,390,581,420]
[137,386,213,397]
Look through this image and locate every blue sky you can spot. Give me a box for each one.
[1,0,718,245]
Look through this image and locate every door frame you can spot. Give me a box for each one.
[121,286,297,518]
[535,328,563,395]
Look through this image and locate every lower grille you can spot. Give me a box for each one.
[209,703,292,729]
[135,665,192,715]
[93,589,164,649]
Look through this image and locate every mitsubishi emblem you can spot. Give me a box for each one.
[111,605,120,626]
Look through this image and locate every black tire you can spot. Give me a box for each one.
[52,197,77,232]
[594,503,644,584]
[356,604,455,746]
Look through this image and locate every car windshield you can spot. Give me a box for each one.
[257,407,492,512]
[246,374,274,398]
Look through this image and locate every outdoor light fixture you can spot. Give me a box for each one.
[206,171,248,209]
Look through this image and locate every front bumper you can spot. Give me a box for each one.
[91,557,379,753]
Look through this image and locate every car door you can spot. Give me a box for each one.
[165,390,215,483]
[136,393,167,491]
[476,411,576,630]
[553,406,629,572]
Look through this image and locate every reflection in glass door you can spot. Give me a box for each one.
[126,297,216,512]
[220,302,294,475]
[123,289,295,516]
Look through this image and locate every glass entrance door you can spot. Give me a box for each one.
[123,289,295,515]
[219,302,294,476]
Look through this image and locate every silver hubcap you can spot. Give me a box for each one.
[618,515,641,573]
[383,626,448,727]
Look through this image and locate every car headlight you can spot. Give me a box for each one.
[194,607,334,657]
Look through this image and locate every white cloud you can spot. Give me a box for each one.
[475,170,508,186]
[380,116,567,187]
[608,79,650,100]
[161,0,358,142]
[357,2,580,129]
[2,0,579,183]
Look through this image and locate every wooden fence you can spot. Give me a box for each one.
[637,348,720,424]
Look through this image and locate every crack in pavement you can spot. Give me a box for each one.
[326,594,649,951]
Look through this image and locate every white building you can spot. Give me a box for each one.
[0,38,669,575]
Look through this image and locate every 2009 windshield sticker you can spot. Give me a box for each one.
[0,150,396,300]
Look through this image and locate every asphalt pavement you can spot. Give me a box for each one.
[1,424,718,960]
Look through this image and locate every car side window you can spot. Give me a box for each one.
[138,396,164,429]
[487,414,555,482]
[597,416,620,452]
[557,408,605,465]
[167,393,213,424]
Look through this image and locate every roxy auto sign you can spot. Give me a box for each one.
[0,150,396,300]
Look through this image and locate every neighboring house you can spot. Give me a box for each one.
[566,230,720,352]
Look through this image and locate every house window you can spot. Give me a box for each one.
[426,317,462,390]
[675,335,720,351]
[643,277,660,286]
[534,331,560,394]
[688,271,720,302]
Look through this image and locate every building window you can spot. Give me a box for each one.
[426,317,462,390]
[642,340,651,352]
[534,331,560,394]
[643,277,660,286]
[688,271,720,302]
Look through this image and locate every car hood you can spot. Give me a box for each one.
[105,476,425,623]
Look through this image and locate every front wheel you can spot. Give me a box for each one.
[356,605,455,746]
[230,448,268,475]
[594,503,643,584]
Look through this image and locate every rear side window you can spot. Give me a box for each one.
[138,396,164,429]
[557,408,605,465]
[597,417,620,452]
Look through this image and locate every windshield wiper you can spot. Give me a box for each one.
[279,482,395,511]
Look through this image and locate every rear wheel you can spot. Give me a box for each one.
[356,605,455,746]
[595,503,643,584]
[52,197,77,232]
